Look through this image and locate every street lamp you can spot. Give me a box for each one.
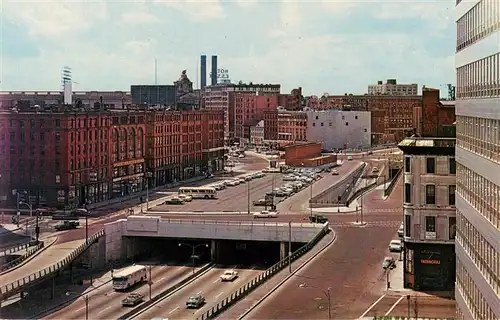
[145,172,153,211]
[298,283,331,319]
[66,292,89,320]
[247,179,251,215]
[178,243,209,273]
[18,201,33,237]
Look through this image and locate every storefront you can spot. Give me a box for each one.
[403,242,455,291]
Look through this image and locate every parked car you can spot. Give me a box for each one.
[397,223,404,238]
[220,270,238,281]
[253,199,273,206]
[178,194,193,202]
[186,294,205,308]
[382,256,396,270]
[389,239,403,252]
[372,167,379,173]
[121,293,144,307]
[164,197,184,205]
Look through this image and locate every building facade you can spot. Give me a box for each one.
[263,109,307,148]
[398,137,456,291]
[455,1,500,319]
[306,110,371,151]
[250,120,265,147]
[368,79,418,96]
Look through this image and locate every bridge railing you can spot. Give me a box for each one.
[383,168,402,197]
[0,242,32,257]
[0,241,45,273]
[0,230,105,300]
[139,218,320,228]
[196,223,330,320]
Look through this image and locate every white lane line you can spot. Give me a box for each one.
[169,306,179,314]
[385,295,405,316]
[213,278,220,284]
[98,306,111,314]
[75,306,86,313]
[215,292,224,299]
[158,277,165,282]
[197,291,203,295]
[107,291,115,296]
[359,294,386,318]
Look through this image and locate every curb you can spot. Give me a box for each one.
[238,229,337,319]
[0,237,58,276]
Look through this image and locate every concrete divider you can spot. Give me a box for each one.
[0,237,58,275]
[0,230,105,300]
[383,168,402,197]
[120,262,214,320]
[196,224,330,320]
[0,242,31,257]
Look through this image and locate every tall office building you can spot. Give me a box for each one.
[455,1,500,319]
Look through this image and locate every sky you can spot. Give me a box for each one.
[0,0,456,96]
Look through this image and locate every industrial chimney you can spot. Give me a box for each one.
[200,55,207,90]
[211,55,218,86]
[61,66,73,105]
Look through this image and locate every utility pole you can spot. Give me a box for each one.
[247,180,250,215]
[288,221,292,273]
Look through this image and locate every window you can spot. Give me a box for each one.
[405,214,411,237]
[425,216,436,232]
[404,183,411,203]
[404,157,411,173]
[449,217,456,240]
[321,122,324,127]
[312,123,315,127]
[449,157,456,174]
[425,185,435,204]
[426,157,435,174]
[345,122,349,126]
[448,185,456,206]
[355,115,358,119]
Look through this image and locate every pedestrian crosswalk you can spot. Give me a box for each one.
[329,220,401,228]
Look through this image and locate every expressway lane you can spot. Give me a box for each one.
[137,266,262,320]
[44,265,195,320]
[150,173,284,213]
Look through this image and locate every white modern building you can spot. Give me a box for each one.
[398,137,456,291]
[305,110,371,150]
[455,1,500,319]
[250,120,264,146]
[368,79,418,96]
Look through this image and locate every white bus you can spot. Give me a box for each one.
[112,265,148,291]
[178,186,217,199]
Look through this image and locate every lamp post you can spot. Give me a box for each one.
[66,292,89,320]
[148,265,152,300]
[309,183,313,218]
[178,243,209,273]
[288,221,292,273]
[18,201,32,237]
[247,179,251,215]
[145,172,153,211]
[299,283,331,320]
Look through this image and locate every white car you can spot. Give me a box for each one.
[372,167,379,173]
[253,210,279,218]
[178,194,193,202]
[389,239,402,252]
[227,180,240,186]
[220,270,238,281]
[331,169,339,175]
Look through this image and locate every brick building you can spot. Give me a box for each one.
[414,88,456,138]
[263,110,307,148]
[0,105,224,209]
[284,142,337,167]
[278,87,303,111]
[145,109,224,187]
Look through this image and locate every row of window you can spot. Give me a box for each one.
[456,0,500,52]
[456,116,500,164]
[457,209,500,298]
[456,256,496,320]
[456,163,500,229]
[404,183,456,206]
[456,52,500,99]
[404,214,456,240]
[404,156,456,175]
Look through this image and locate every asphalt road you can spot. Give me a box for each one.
[44,264,196,320]
[239,176,406,320]
[150,173,284,213]
[136,266,262,320]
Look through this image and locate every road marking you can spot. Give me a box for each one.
[158,277,165,282]
[385,295,405,316]
[98,306,111,314]
[359,294,386,318]
[107,291,115,296]
[215,292,224,299]
[213,278,220,284]
[197,291,203,295]
[169,306,179,314]
[75,306,86,313]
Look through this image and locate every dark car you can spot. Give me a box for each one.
[186,294,205,308]
[309,215,328,224]
[54,221,79,231]
[383,256,396,270]
[121,293,144,307]
[253,199,273,206]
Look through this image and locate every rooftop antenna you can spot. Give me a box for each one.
[155,58,158,85]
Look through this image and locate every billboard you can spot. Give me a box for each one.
[209,68,231,84]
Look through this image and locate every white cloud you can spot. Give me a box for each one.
[154,0,225,21]
[2,0,107,37]
[121,11,161,23]
[234,0,259,8]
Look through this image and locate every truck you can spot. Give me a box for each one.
[112,265,148,291]
[54,220,80,231]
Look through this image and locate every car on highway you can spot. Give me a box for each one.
[254,172,265,178]
[389,239,403,252]
[253,210,279,218]
[347,155,353,161]
[382,256,396,270]
[121,293,144,307]
[309,214,328,223]
[398,223,404,238]
[164,197,184,205]
[54,220,79,231]
[244,175,253,181]
[220,269,238,281]
[372,167,379,173]
[186,294,205,308]
[331,169,339,175]
[177,194,193,202]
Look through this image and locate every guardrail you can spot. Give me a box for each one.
[120,262,214,320]
[0,241,45,272]
[197,224,330,320]
[0,230,105,300]
[0,242,31,257]
[383,168,402,197]
[136,218,319,228]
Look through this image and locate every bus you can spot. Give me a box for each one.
[178,187,217,199]
[112,265,148,291]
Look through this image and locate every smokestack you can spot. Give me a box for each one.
[211,55,218,86]
[61,66,73,105]
[201,55,207,89]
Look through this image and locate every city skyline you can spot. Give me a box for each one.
[2,0,455,95]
